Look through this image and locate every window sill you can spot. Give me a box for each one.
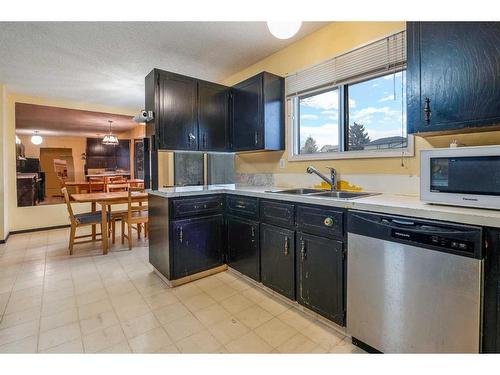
[288,136,414,162]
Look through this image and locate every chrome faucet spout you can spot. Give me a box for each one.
[306,166,337,191]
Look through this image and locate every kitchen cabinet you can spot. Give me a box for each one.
[198,81,230,151]
[171,214,224,279]
[260,223,295,300]
[407,22,500,134]
[231,72,285,151]
[227,215,260,281]
[297,232,345,325]
[85,138,130,170]
[483,228,500,353]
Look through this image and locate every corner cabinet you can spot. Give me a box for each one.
[407,22,500,134]
[145,69,230,152]
[231,72,285,152]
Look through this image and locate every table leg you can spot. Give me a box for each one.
[101,202,108,254]
[91,202,96,240]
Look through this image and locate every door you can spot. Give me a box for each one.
[39,148,74,197]
[231,74,263,151]
[227,215,260,281]
[408,22,500,133]
[260,223,295,300]
[198,81,229,151]
[297,232,345,325]
[171,215,224,279]
[158,72,198,150]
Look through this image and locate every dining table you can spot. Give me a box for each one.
[71,191,148,254]
[65,179,144,193]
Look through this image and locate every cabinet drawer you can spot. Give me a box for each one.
[260,200,295,228]
[171,195,224,218]
[226,195,259,218]
[296,205,343,239]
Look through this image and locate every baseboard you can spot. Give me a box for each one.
[0,232,10,244]
[9,224,70,236]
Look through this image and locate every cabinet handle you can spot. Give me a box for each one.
[284,236,289,256]
[254,131,258,145]
[202,133,207,148]
[179,226,183,243]
[188,132,196,146]
[234,204,246,209]
[300,239,306,261]
[423,97,432,125]
[251,226,255,239]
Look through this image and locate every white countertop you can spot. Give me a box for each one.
[148,184,500,228]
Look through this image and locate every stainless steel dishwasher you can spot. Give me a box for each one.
[347,211,483,353]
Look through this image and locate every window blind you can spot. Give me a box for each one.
[285,30,406,97]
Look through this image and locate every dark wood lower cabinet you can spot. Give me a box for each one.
[296,232,345,326]
[483,228,500,353]
[260,223,295,300]
[171,214,224,279]
[227,215,260,281]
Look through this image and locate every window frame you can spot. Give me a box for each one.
[288,69,414,162]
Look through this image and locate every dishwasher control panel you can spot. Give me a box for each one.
[391,229,474,254]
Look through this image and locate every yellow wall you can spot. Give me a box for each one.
[221,21,500,178]
[4,92,137,233]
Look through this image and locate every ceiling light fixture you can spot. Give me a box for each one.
[31,131,43,145]
[266,21,302,39]
[102,120,119,145]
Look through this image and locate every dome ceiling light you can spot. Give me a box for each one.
[266,21,302,39]
[31,131,43,145]
[102,120,119,146]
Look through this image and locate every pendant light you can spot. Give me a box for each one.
[102,120,119,145]
[31,131,43,145]
[266,21,301,39]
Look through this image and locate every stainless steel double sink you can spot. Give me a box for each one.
[266,188,378,200]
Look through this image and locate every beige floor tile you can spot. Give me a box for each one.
[219,293,255,315]
[40,307,78,332]
[163,314,205,342]
[0,334,38,353]
[76,288,108,307]
[4,295,42,315]
[42,338,84,353]
[204,284,238,302]
[225,331,273,353]
[235,305,273,329]
[38,322,81,351]
[98,340,132,353]
[42,295,77,317]
[9,285,43,300]
[276,332,319,353]
[276,308,315,331]
[128,327,173,353]
[258,296,290,316]
[121,312,160,339]
[80,310,120,335]
[74,279,104,295]
[206,317,250,345]
[254,317,298,348]
[228,277,253,292]
[154,343,180,353]
[141,290,178,310]
[241,286,269,304]
[183,292,217,312]
[0,306,41,330]
[114,302,152,322]
[171,283,203,300]
[329,337,366,353]
[194,304,231,326]
[0,320,39,347]
[83,324,126,353]
[214,271,240,285]
[78,299,114,320]
[153,302,191,325]
[194,275,225,291]
[175,329,222,353]
[110,290,144,309]
[43,287,75,303]
[301,322,345,351]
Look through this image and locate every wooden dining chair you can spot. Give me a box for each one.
[121,187,148,250]
[89,177,105,192]
[62,187,109,255]
[106,183,129,192]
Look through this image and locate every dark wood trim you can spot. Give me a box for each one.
[10,224,70,236]
[0,232,10,244]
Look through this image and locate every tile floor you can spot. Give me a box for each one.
[0,226,364,353]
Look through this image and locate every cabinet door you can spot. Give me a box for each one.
[198,81,229,151]
[260,223,295,300]
[158,72,198,150]
[483,229,500,353]
[408,22,500,133]
[232,75,263,151]
[171,215,224,279]
[227,215,260,281]
[297,232,345,326]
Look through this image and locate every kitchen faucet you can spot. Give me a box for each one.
[306,166,337,191]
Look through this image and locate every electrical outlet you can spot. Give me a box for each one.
[279,159,285,169]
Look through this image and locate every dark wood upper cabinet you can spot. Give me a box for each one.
[231,72,285,151]
[407,22,500,134]
[158,71,198,150]
[85,138,130,170]
[198,81,230,151]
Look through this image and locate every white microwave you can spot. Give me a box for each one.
[420,145,500,210]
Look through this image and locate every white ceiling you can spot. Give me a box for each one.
[0,22,328,111]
